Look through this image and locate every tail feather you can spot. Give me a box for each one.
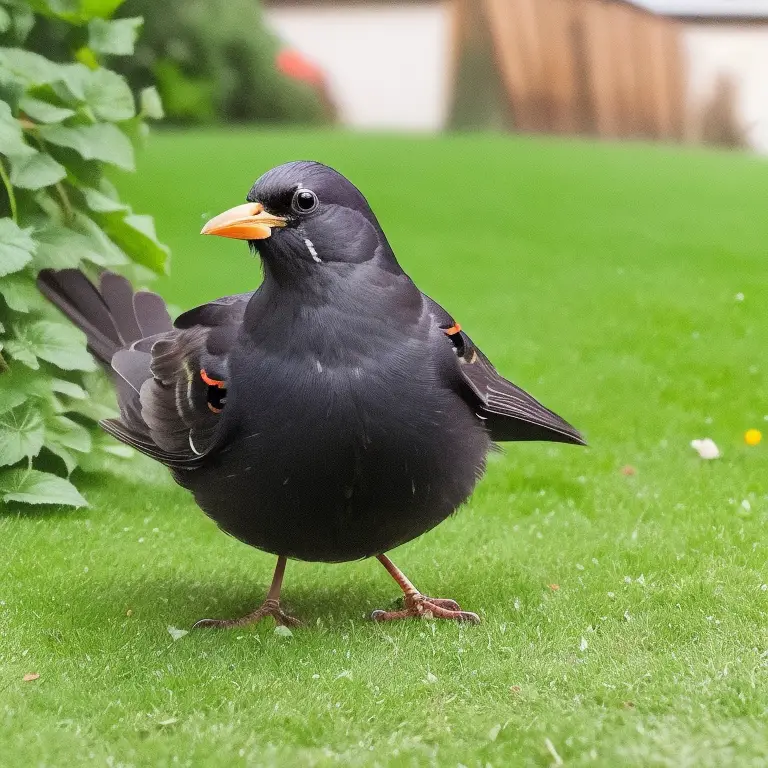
[134,290,173,337]
[37,269,173,368]
[37,269,122,365]
[99,272,142,345]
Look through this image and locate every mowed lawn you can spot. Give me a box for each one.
[3,130,768,766]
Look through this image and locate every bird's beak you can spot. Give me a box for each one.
[200,202,287,240]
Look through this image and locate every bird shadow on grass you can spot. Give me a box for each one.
[78,568,507,631]
[78,572,386,629]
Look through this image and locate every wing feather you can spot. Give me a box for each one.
[423,293,585,446]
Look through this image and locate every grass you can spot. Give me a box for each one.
[3,129,768,766]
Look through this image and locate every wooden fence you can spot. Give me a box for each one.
[451,0,688,141]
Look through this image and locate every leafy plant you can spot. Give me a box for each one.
[0,0,168,508]
[23,0,328,125]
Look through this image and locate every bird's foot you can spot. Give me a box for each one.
[371,593,480,623]
[192,598,301,629]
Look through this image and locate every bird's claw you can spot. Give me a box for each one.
[371,593,479,623]
[193,598,301,629]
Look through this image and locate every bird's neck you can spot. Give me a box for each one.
[241,259,420,348]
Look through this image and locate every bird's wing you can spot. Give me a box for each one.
[423,294,585,446]
[174,291,254,329]
[103,322,238,467]
[38,269,237,468]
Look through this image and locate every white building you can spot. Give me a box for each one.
[264,1,454,132]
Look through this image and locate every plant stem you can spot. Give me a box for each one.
[32,134,74,223]
[0,158,18,223]
[55,181,74,222]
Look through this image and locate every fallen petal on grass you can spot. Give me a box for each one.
[691,438,720,459]
[156,718,178,727]
[167,626,188,641]
[23,673,40,682]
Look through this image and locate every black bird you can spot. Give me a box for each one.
[38,161,584,627]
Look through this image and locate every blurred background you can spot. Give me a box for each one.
[30,0,768,149]
[261,0,767,151]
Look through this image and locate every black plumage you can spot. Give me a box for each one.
[38,161,584,626]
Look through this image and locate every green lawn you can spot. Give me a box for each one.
[3,130,768,766]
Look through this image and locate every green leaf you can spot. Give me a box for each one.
[8,5,35,44]
[49,62,90,102]
[82,185,128,213]
[0,364,56,401]
[2,340,37,368]
[39,123,135,170]
[0,219,36,277]
[0,272,47,312]
[84,67,135,121]
[0,75,25,114]
[0,401,44,465]
[29,0,126,24]
[88,16,142,56]
[0,48,60,88]
[9,151,67,189]
[19,96,75,123]
[44,414,91,473]
[0,390,27,416]
[6,320,96,371]
[50,378,87,399]
[33,222,107,269]
[0,99,35,158]
[139,86,163,120]
[101,212,169,274]
[46,414,91,452]
[0,468,87,507]
[66,369,117,421]
[0,7,12,34]
[70,210,128,266]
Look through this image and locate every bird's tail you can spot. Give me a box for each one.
[36,269,172,366]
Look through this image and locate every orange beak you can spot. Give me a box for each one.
[200,202,287,240]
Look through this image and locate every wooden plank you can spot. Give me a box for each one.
[632,15,657,138]
[664,20,687,140]
[516,0,546,131]
[582,0,619,137]
[483,0,534,131]
[646,16,674,139]
[540,0,578,133]
[612,3,639,137]
[444,0,467,123]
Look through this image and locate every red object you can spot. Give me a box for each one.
[276,48,324,86]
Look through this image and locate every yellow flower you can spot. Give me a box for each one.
[744,429,762,446]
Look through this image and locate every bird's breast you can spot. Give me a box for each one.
[189,331,490,561]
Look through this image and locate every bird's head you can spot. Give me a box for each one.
[201,161,398,277]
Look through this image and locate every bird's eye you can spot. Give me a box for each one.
[292,188,318,214]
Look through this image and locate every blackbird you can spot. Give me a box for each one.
[38,161,584,627]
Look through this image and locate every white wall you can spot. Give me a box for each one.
[265,4,453,131]
[683,24,768,153]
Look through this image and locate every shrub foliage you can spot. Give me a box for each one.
[0,0,168,507]
[25,0,327,124]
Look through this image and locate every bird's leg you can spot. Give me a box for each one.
[193,555,301,629]
[370,554,480,623]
